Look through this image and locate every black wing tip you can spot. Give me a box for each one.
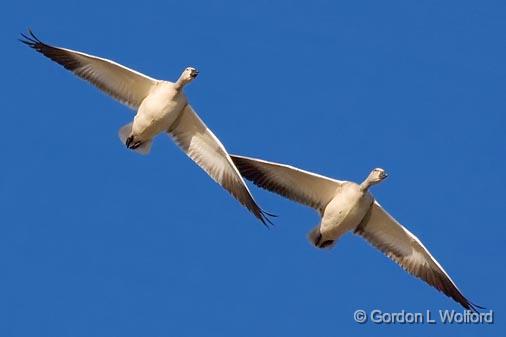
[449,287,484,313]
[19,28,43,48]
[18,28,38,47]
[438,278,484,313]
[263,210,278,217]
[258,209,277,228]
[464,301,486,313]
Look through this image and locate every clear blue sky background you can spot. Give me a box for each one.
[1,1,504,336]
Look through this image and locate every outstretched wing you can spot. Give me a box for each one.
[355,201,481,311]
[20,30,158,109]
[230,155,343,214]
[168,105,273,226]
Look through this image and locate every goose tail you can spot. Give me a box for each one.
[308,225,335,249]
[118,123,152,155]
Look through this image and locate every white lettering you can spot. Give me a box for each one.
[439,310,494,324]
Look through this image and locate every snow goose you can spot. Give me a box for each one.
[19,30,272,226]
[230,155,481,310]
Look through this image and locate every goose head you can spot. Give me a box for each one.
[360,168,388,191]
[176,67,199,86]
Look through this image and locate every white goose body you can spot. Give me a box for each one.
[20,30,272,226]
[132,81,187,142]
[230,154,481,311]
[319,183,373,246]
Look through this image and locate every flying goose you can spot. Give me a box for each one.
[230,155,481,311]
[19,30,272,226]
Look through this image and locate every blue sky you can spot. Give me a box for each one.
[1,0,505,336]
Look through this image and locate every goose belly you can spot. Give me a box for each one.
[132,88,187,140]
[320,187,373,240]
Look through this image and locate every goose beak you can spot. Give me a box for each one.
[190,70,199,79]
